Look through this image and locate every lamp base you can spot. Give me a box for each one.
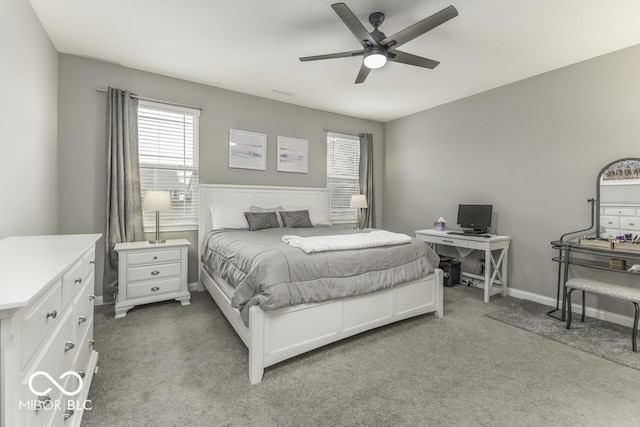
[148,239,166,244]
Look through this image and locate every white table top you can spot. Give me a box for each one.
[114,239,191,251]
[0,234,101,313]
[415,229,510,242]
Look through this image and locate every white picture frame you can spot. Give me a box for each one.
[277,136,308,174]
[229,129,267,170]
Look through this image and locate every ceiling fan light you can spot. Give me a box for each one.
[363,48,387,69]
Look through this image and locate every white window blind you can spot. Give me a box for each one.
[327,132,360,223]
[138,101,200,232]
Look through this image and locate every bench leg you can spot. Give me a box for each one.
[566,289,575,329]
[633,302,639,353]
[581,290,586,322]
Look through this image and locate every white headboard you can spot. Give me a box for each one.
[198,184,329,264]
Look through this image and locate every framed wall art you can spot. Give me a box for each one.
[229,129,267,170]
[277,136,308,174]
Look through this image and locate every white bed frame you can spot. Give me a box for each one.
[198,184,443,384]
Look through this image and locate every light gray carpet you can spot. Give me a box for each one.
[486,298,640,371]
[83,287,640,426]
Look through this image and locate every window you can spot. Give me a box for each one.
[138,101,199,232]
[327,132,360,223]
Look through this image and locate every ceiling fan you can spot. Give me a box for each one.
[299,3,458,84]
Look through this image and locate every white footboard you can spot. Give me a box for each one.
[201,267,443,384]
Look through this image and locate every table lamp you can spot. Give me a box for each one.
[143,190,172,244]
[350,195,368,230]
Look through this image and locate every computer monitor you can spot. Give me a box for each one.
[457,204,492,234]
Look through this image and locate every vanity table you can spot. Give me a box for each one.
[550,157,640,321]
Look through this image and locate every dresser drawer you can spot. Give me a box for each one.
[62,259,84,308]
[83,248,96,279]
[73,316,94,378]
[22,280,63,368]
[72,274,95,342]
[604,207,636,216]
[127,277,182,299]
[621,217,640,231]
[23,310,75,427]
[127,262,181,282]
[127,249,181,266]
[600,216,620,228]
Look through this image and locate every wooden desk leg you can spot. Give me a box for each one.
[484,248,491,303]
[501,247,508,297]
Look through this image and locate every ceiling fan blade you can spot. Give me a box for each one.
[355,63,371,84]
[382,5,458,51]
[299,50,364,62]
[331,3,378,47]
[388,51,440,69]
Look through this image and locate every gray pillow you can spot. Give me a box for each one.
[250,205,284,227]
[243,212,280,231]
[280,210,313,228]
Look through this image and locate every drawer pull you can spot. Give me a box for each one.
[150,270,160,276]
[46,310,57,320]
[88,339,95,347]
[442,239,454,244]
[88,294,96,301]
[64,341,75,352]
[78,370,86,379]
[151,286,160,292]
[153,256,158,260]
[78,315,87,325]
[75,277,83,285]
[90,260,95,265]
[630,223,636,226]
[64,408,75,421]
[35,394,51,412]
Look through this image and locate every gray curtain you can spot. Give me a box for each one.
[359,133,376,228]
[103,87,145,302]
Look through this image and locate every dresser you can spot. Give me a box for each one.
[599,203,640,239]
[0,234,100,427]
[114,239,190,318]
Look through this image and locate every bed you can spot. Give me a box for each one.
[198,184,444,384]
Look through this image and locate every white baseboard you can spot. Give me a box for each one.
[507,287,637,329]
[94,281,201,306]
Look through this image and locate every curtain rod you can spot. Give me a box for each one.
[96,88,205,111]
[323,128,365,137]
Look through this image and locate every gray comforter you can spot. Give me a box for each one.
[201,227,440,325]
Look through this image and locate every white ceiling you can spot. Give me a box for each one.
[30,0,640,122]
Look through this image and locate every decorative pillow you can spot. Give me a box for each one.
[249,205,285,227]
[209,204,249,230]
[243,212,280,231]
[280,210,313,228]
[284,205,332,227]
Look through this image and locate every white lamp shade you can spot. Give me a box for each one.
[143,191,172,211]
[350,195,368,209]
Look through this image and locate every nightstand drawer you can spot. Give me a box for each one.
[127,249,181,266]
[127,277,182,299]
[127,262,181,282]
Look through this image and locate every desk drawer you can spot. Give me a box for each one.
[604,207,636,216]
[127,277,181,299]
[127,249,181,266]
[430,235,468,248]
[127,262,181,282]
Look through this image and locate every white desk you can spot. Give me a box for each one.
[415,229,510,303]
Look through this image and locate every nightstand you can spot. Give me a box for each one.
[114,239,191,318]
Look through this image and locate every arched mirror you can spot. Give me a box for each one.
[596,158,640,239]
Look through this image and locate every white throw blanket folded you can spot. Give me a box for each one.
[282,230,412,254]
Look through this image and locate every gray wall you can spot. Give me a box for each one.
[0,0,58,238]
[57,54,384,297]
[383,44,640,318]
